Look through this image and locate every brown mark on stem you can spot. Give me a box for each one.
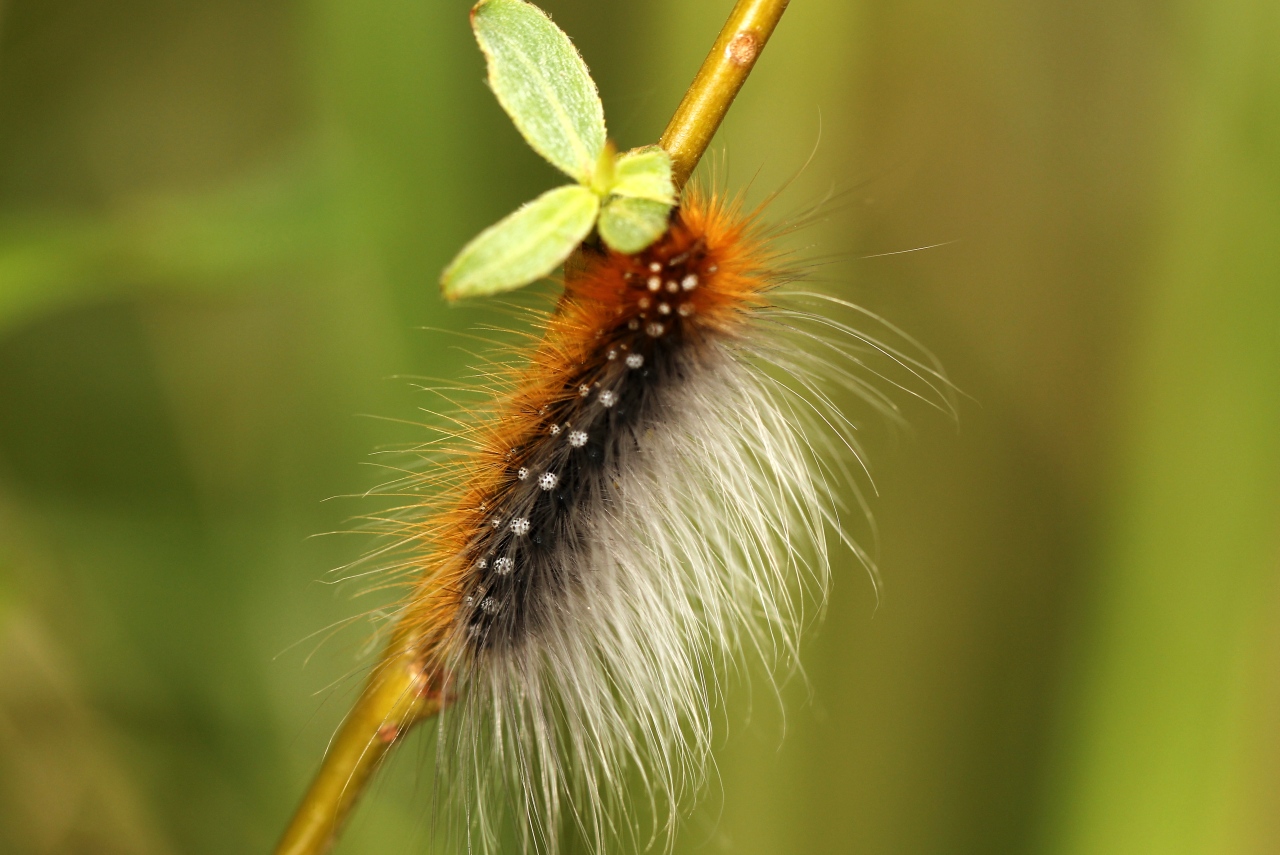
[660,0,791,189]
[727,31,761,66]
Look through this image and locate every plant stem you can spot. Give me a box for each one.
[272,3,790,853]
[660,0,791,189]
[273,646,444,855]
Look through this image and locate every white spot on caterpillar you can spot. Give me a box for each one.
[658,303,671,315]
[494,557,514,575]
[579,385,591,397]
[648,261,661,272]
[568,430,588,448]
[517,468,529,481]
[607,349,618,361]
[647,276,661,292]
[626,353,644,369]
[549,424,561,436]
[638,297,651,310]
[628,319,640,331]
[480,597,498,615]
[666,280,680,293]
[476,558,488,570]
[539,472,558,490]
[599,390,617,408]
[510,518,530,536]
[646,322,665,337]
[681,274,698,290]
[677,303,694,317]
[491,516,502,528]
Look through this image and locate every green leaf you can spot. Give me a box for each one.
[597,195,672,255]
[471,0,606,183]
[610,146,676,204]
[441,184,599,299]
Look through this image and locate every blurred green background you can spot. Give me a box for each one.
[1,1,1277,853]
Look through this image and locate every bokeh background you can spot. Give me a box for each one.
[1,0,1277,853]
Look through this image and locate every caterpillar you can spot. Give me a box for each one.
[270,5,956,853]
[358,185,949,854]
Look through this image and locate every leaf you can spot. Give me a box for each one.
[610,146,676,204]
[597,196,672,255]
[441,184,599,299]
[471,0,606,183]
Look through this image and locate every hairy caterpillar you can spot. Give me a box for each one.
[271,5,954,853]
[355,185,947,854]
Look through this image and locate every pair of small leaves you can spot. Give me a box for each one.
[441,0,676,300]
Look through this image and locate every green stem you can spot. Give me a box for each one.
[272,2,791,853]
[660,0,791,189]
[273,646,443,855]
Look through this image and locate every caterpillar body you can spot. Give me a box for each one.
[367,187,940,854]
